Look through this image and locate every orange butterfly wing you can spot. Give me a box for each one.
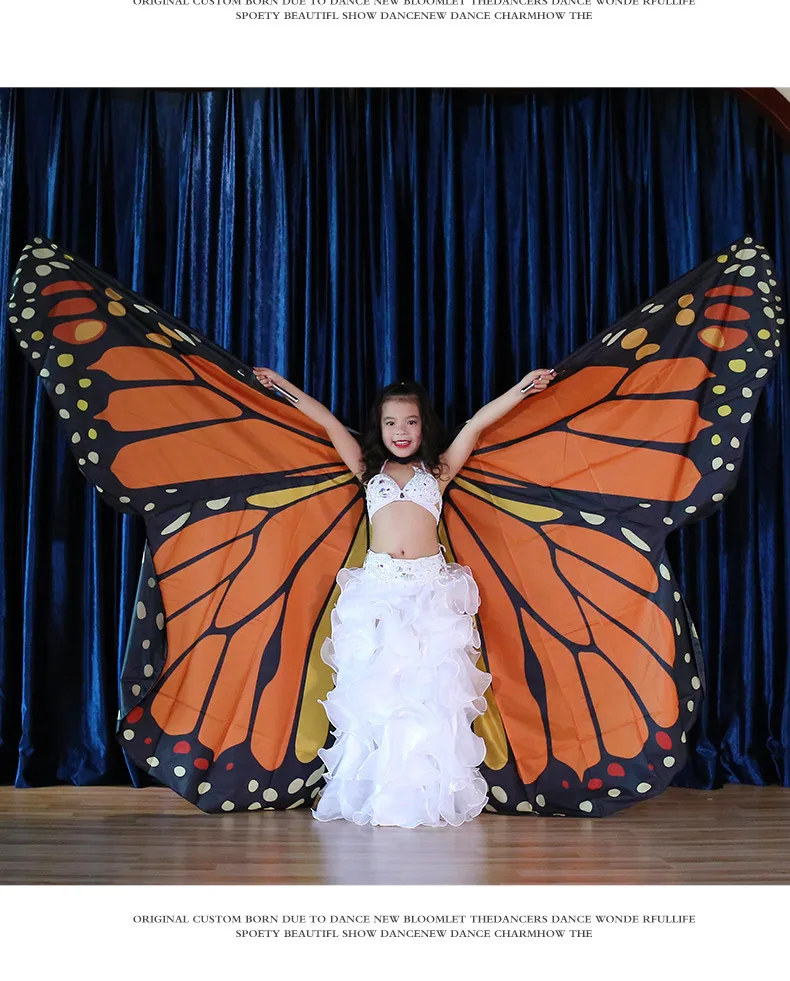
[444,236,782,815]
[9,237,366,811]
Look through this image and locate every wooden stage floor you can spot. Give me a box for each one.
[1,784,789,885]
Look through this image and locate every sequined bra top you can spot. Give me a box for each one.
[365,461,443,525]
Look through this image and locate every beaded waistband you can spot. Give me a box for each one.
[363,548,447,584]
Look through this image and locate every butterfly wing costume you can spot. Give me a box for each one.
[7,235,782,816]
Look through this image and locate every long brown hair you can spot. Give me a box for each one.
[359,380,447,484]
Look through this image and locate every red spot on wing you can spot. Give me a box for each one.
[704,303,750,322]
[173,740,191,754]
[587,778,603,790]
[127,707,144,724]
[194,758,210,770]
[607,763,625,777]
[41,280,95,295]
[655,732,672,750]
[48,297,97,317]
[53,320,107,344]
[704,285,753,298]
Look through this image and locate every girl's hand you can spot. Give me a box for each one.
[519,368,556,393]
[253,367,285,389]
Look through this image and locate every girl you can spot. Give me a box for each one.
[252,367,556,828]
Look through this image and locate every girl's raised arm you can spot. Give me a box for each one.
[439,368,556,487]
[253,367,365,480]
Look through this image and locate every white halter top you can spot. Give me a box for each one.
[365,461,443,525]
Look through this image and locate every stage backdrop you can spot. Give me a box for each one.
[0,88,788,793]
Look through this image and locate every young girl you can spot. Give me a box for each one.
[252,367,555,828]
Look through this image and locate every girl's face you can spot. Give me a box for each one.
[380,398,423,458]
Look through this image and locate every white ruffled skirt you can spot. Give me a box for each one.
[312,548,492,828]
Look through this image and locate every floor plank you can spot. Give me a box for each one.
[1,784,789,885]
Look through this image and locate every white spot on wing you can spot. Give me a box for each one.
[621,527,650,551]
[161,511,191,535]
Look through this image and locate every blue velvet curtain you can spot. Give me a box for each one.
[1,88,788,792]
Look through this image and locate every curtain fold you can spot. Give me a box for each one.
[1,87,788,791]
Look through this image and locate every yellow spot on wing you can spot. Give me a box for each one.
[474,679,509,771]
[295,516,369,763]
[439,518,510,769]
[247,472,355,509]
[454,476,563,523]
